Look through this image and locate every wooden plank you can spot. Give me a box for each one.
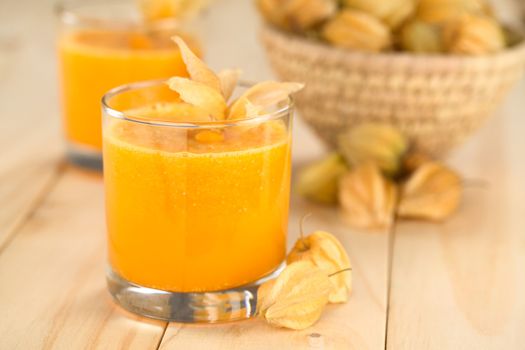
[0,169,167,349]
[0,0,64,248]
[386,82,525,349]
[0,143,63,250]
[158,190,390,350]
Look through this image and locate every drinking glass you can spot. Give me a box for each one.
[57,0,201,170]
[102,80,293,322]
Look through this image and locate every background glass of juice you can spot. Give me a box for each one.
[102,80,293,322]
[57,0,201,170]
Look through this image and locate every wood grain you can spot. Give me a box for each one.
[0,0,63,249]
[0,169,167,349]
[386,82,525,349]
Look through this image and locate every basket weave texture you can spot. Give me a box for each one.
[260,24,525,156]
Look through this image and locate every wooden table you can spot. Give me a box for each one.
[1,0,524,349]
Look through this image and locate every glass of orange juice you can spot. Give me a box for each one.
[102,80,293,322]
[56,0,201,170]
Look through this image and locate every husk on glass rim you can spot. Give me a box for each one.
[101,78,295,129]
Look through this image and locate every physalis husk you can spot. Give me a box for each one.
[400,19,444,53]
[284,0,338,30]
[403,152,433,174]
[338,163,398,230]
[217,69,242,102]
[382,0,416,29]
[243,99,265,119]
[443,15,505,55]
[297,153,348,205]
[167,77,227,120]
[257,0,337,31]
[398,161,462,221]
[287,229,352,303]
[338,123,408,177]
[173,36,222,93]
[169,37,303,122]
[257,0,289,30]
[138,0,210,21]
[228,81,304,120]
[257,261,333,330]
[417,0,493,24]
[343,0,415,29]
[321,9,392,52]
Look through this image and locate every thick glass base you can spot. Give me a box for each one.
[106,264,284,323]
[66,142,102,171]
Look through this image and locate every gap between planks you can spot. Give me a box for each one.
[383,220,397,350]
[155,322,169,350]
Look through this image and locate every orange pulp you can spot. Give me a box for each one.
[103,114,291,292]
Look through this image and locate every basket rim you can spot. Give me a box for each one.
[261,23,525,64]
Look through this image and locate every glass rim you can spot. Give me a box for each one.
[55,0,186,30]
[101,79,294,129]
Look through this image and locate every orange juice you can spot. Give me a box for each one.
[103,116,291,292]
[58,29,194,151]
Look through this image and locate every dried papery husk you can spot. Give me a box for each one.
[383,0,416,29]
[443,15,505,55]
[322,9,392,52]
[257,261,333,330]
[257,0,337,31]
[228,81,304,120]
[167,37,301,123]
[338,123,408,177]
[400,19,444,53]
[398,161,462,220]
[402,152,433,174]
[172,36,222,93]
[287,230,352,303]
[257,0,290,30]
[138,0,210,21]
[417,0,493,24]
[284,0,337,30]
[297,153,348,205]
[229,97,265,122]
[339,163,398,230]
[219,99,265,137]
[244,99,264,118]
[217,69,242,101]
[343,0,415,29]
[167,77,227,120]
[230,100,266,138]
[503,26,523,48]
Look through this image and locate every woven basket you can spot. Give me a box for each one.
[260,24,525,157]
